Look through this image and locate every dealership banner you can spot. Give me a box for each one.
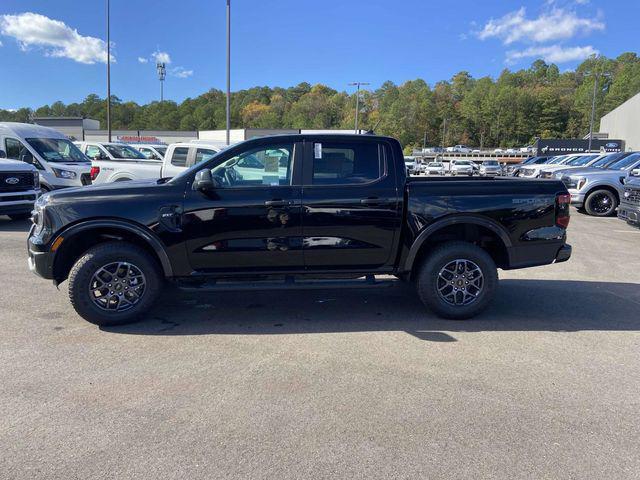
[535,139,625,154]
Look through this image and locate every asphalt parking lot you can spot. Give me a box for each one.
[1,212,639,479]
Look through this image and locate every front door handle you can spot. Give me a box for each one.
[265,199,291,207]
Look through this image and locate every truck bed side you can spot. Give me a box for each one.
[398,176,569,271]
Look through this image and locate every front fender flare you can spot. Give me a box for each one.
[55,219,173,277]
[404,214,513,271]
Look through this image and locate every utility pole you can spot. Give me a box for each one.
[348,82,369,133]
[441,118,447,149]
[106,0,111,142]
[225,0,231,146]
[156,62,166,102]
[588,58,599,152]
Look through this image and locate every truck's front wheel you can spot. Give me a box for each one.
[584,189,617,216]
[416,242,497,319]
[68,241,163,326]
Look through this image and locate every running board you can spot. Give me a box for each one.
[176,275,399,292]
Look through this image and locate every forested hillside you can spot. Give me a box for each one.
[2,53,639,150]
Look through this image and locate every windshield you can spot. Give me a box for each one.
[428,162,443,167]
[606,153,640,170]
[104,144,146,159]
[484,161,499,166]
[547,155,568,164]
[568,154,599,166]
[26,137,89,163]
[455,161,471,165]
[592,152,627,168]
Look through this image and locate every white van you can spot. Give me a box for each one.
[0,122,92,193]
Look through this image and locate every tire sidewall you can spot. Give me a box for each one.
[585,189,617,217]
[417,243,498,319]
[69,243,162,326]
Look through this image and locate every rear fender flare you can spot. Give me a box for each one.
[404,215,513,271]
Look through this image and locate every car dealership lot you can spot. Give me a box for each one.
[1,213,639,479]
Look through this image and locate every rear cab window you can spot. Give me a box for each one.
[171,147,190,167]
[311,141,384,185]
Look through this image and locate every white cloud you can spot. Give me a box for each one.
[506,44,598,64]
[0,12,112,64]
[137,56,148,64]
[152,50,171,64]
[170,67,193,78]
[478,7,604,45]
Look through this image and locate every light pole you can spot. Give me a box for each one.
[156,62,166,102]
[226,0,231,146]
[587,55,601,152]
[106,0,111,142]
[587,55,610,151]
[349,82,369,133]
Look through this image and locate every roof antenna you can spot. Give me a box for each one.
[365,118,382,135]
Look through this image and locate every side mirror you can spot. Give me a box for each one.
[0,149,6,159]
[20,151,34,164]
[193,169,221,191]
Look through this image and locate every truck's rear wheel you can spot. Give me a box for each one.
[584,189,617,216]
[416,242,497,319]
[68,241,162,326]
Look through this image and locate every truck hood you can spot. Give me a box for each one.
[45,178,164,202]
[0,158,38,172]
[563,168,624,178]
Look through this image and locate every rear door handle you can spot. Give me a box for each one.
[265,199,291,207]
[360,197,383,205]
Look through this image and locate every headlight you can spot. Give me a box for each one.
[52,168,77,179]
[565,177,586,189]
[34,171,40,189]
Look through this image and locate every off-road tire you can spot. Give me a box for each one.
[416,241,498,319]
[584,189,618,217]
[68,241,162,326]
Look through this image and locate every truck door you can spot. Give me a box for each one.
[182,140,304,272]
[301,139,401,271]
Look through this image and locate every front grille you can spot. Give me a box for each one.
[0,172,36,191]
[0,194,36,202]
[80,173,92,186]
[624,186,640,205]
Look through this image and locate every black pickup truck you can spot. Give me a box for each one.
[28,134,571,326]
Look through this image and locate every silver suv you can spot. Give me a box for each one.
[558,152,640,216]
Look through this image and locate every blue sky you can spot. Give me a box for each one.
[0,0,638,109]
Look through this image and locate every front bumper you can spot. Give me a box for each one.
[568,189,585,207]
[618,201,640,227]
[27,224,55,280]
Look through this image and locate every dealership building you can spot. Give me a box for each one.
[599,91,640,151]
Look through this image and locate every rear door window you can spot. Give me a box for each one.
[311,142,383,185]
[171,147,189,167]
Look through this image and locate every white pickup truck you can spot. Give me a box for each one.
[75,142,223,184]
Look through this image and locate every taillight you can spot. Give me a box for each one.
[90,166,100,181]
[556,193,571,228]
